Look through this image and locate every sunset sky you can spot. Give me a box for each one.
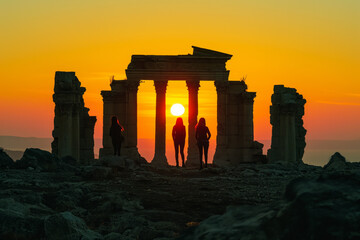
[0,1,359,162]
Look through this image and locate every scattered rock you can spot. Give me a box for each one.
[61,155,77,166]
[15,148,60,172]
[100,156,126,169]
[0,148,14,169]
[240,168,257,177]
[100,155,142,171]
[44,211,102,240]
[81,166,113,180]
[104,232,123,240]
[323,152,349,171]
[180,172,360,240]
[1,153,359,239]
[0,198,45,240]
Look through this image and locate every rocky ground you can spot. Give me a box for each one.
[0,148,359,239]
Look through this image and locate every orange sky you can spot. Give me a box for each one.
[0,1,359,161]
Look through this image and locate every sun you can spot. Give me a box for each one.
[170,103,185,116]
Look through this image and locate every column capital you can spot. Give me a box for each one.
[186,80,200,92]
[240,92,256,104]
[101,90,126,102]
[154,80,168,93]
[127,80,140,92]
[214,81,229,94]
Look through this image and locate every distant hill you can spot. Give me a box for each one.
[0,136,52,151]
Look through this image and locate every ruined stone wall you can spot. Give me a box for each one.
[213,80,264,166]
[267,85,306,163]
[52,71,96,163]
[100,80,141,160]
[100,80,128,157]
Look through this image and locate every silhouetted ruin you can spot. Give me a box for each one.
[213,80,264,165]
[51,47,308,165]
[52,71,96,163]
[100,46,265,166]
[267,85,306,163]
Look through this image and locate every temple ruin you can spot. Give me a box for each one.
[267,85,306,163]
[51,47,307,166]
[100,46,264,166]
[52,71,97,164]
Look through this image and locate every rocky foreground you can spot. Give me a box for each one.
[0,149,360,240]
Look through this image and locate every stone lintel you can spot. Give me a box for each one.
[110,80,128,91]
[101,91,127,103]
[125,70,230,82]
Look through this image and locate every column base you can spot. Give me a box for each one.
[185,148,201,167]
[151,154,168,166]
[99,147,141,161]
[99,147,113,159]
[213,146,263,166]
[213,147,231,167]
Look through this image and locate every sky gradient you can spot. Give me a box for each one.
[1,1,359,163]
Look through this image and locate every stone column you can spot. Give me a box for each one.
[72,106,80,161]
[152,80,168,165]
[213,81,228,165]
[100,91,115,157]
[186,80,200,166]
[239,92,256,162]
[59,104,73,158]
[126,80,140,159]
[283,112,297,162]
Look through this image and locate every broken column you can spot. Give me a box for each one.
[213,80,264,166]
[267,85,306,163]
[52,71,96,164]
[100,80,128,157]
[100,79,141,160]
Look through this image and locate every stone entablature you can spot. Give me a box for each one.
[52,71,96,164]
[126,46,232,82]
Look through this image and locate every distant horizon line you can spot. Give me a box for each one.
[1,135,360,141]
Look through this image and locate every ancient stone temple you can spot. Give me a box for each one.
[267,85,306,163]
[52,71,97,164]
[100,46,264,166]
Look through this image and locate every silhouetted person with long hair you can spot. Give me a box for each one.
[195,117,211,169]
[172,117,186,167]
[110,116,124,156]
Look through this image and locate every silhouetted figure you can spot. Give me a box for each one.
[195,117,211,169]
[172,117,186,167]
[110,116,124,156]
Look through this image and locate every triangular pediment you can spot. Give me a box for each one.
[192,46,232,59]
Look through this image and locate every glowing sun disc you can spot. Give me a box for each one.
[170,103,185,116]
